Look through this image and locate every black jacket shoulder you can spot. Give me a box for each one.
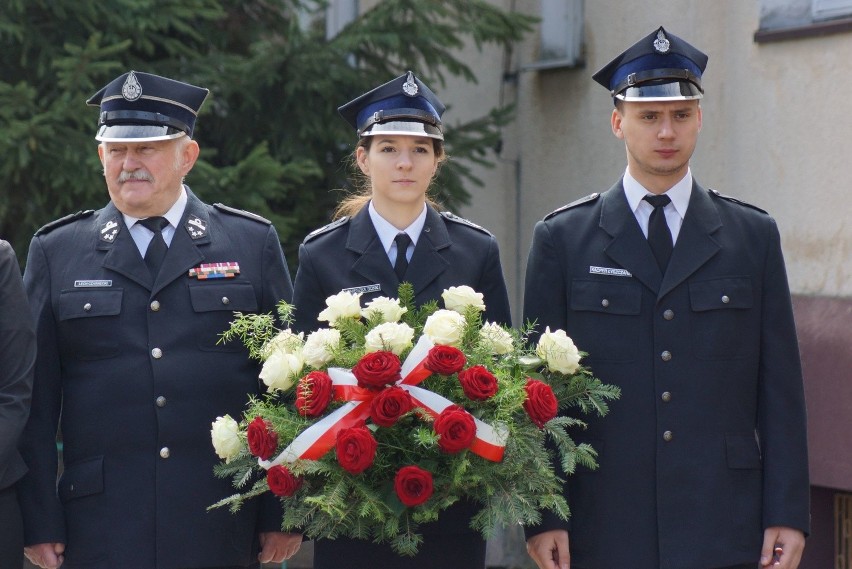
[439,211,492,236]
[544,193,601,221]
[213,203,272,224]
[707,189,768,215]
[34,210,96,236]
[303,216,351,243]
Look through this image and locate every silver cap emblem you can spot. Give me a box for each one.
[122,71,143,101]
[653,30,670,54]
[402,71,419,97]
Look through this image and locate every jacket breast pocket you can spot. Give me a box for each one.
[569,279,642,362]
[689,277,756,360]
[188,282,258,351]
[58,289,123,360]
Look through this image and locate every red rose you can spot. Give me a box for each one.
[352,351,402,390]
[370,386,414,427]
[266,465,302,497]
[457,365,498,401]
[335,424,378,474]
[394,465,434,507]
[425,345,466,375]
[433,405,476,454]
[295,371,334,417]
[246,416,278,460]
[523,378,558,428]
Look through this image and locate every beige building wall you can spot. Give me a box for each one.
[441,0,851,318]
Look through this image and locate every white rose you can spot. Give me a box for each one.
[259,350,304,392]
[318,291,363,327]
[364,322,415,355]
[478,321,514,355]
[262,329,304,359]
[442,285,486,313]
[536,327,581,375]
[361,296,408,323]
[211,415,242,463]
[423,309,466,347]
[303,328,341,368]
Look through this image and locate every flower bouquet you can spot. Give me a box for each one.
[210,283,619,556]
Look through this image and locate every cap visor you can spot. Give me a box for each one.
[361,121,443,140]
[616,81,703,102]
[95,124,187,142]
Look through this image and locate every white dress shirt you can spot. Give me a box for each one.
[622,169,692,244]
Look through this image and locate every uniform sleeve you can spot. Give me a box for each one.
[0,241,36,486]
[292,242,326,334]
[261,224,293,311]
[18,236,67,545]
[523,220,569,340]
[478,235,512,327]
[757,219,810,534]
[522,219,573,539]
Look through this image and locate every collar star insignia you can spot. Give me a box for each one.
[100,218,120,242]
[185,215,207,239]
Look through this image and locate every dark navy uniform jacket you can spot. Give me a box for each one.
[0,241,36,491]
[293,204,511,569]
[523,181,809,569]
[19,188,293,569]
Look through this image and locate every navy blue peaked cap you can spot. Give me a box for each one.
[87,71,209,141]
[338,71,446,140]
[592,27,708,101]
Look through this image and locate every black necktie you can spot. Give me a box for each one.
[140,216,170,277]
[393,233,411,280]
[643,195,673,272]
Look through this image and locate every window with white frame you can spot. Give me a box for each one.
[812,0,852,20]
[524,0,583,70]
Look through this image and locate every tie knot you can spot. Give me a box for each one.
[140,216,169,233]
[394,233,411,250]
[643,194,671,209]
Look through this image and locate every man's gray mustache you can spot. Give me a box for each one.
[118,170,154,183]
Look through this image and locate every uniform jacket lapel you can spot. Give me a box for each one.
[599,182,663,294]
[405,206,450,294]
[659,182,721,299]
[97,202,152,289]
[347,208,399,295]
[153,190,208,295]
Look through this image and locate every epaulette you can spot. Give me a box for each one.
[707,189,767,214]
[439,211,491,235]
[35,210,95,236]
[544,193,600,220]
[304,216,350,242]
[213,203,271,224]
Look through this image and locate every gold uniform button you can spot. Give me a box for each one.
[83,303,92,312]
[151,348,163,359]
[156,396,167,407]
[721,295,730,304]
[221,297,230,305]
[663,309,674,320]
[159,447,170,458]
[150,300,161,311]
[601,299,610,308]
[661,350,672,362]
[663,431,673,442]
[661,391,672,402]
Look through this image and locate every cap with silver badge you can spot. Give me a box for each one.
[592,27,708,102]
[87,71,209,142]
[338,71,446,140]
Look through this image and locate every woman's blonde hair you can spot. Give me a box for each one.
[333,136,447,219]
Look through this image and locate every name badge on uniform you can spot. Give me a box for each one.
[189,262,240,280]
[74,279,113,287]
[342,284,381,295]
[589,266,632,277]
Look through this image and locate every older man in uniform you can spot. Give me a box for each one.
[19,71,301,569]
[523,28,809,569]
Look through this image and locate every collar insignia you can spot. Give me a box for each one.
[185,215,207,239]
[100,218,120,242]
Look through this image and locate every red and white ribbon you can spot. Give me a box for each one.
[259,335,508,469]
